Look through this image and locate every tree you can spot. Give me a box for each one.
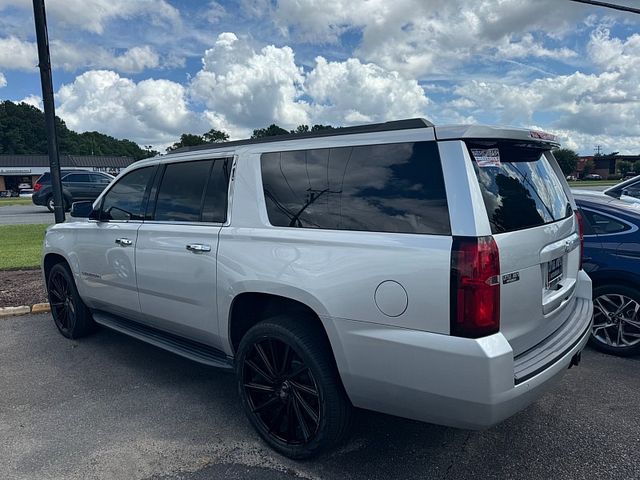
[203,128,229,143]
[166,128,229,152]
[553,148,579,175]
[617,160,634,176]
[251,124,290,139]
[0,100,156,159]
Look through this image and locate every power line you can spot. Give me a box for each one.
[568,0,640,15]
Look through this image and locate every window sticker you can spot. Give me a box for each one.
[471,148,501,168]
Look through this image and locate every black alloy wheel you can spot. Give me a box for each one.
[236,315,352,459]
[242,336,321,445]
[47,263,95,339]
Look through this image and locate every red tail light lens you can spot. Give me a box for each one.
[33,182,42,192]
[451,236,500,338]
[575,210,584,270]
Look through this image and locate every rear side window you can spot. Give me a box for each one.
[261,142,450,235]
[581,209,631,235]
[90,173,111,184]
[153,158,231,223]
[468,142,571,234]
[101,166,155,221]
[63,173,91,183]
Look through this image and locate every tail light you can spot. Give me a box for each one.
[575,210,584,270]
[450,236,500,338]
[33,182,42,192]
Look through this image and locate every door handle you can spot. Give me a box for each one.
[115,238,132,247]
[186,243,211,253]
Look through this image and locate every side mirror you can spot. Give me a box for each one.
[70,201,96,218]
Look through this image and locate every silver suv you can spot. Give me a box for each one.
[42,119,593,458]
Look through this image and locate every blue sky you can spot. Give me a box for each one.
[0,0,639,153]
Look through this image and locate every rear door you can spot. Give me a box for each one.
[62,172,94,200]
[135,157,231,345]
[467,142,580,356]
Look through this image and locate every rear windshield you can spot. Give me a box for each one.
[468,142,571,234]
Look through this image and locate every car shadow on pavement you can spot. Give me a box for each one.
[22,320,639,480]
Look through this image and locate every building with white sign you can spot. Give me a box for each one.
[0,155,135,193]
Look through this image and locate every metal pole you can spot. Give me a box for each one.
[32,0,64,223]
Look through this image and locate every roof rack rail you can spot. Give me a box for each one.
[171,118,435,154]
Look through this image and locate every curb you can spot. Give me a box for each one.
[0,302,50,318]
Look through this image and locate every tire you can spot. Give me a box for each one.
[46,195,54,212]
[590,284,640,356]
[47,263,95,339]
[236,315,352,459]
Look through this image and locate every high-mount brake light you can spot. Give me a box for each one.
[450,236,500,338]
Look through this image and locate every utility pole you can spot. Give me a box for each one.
[33,0,65,223]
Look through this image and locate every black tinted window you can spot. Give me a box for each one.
[261,142,450,234]
[469,142,571,234]
[202,159,231,223]
[91,174,111,184]
[101,167,154,221]
[582,209,630,235]
[154,160,212,222]
[64,173,91,183]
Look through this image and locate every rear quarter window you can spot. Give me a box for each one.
[468,142,571,234]
[260,141,450,235]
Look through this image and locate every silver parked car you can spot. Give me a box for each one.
[42,119,593,458]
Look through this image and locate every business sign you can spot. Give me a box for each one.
[0,168,32,174]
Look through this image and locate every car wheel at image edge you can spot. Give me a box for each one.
[47,262,96,339]
[236,314,352,459]
[590,284,640,356]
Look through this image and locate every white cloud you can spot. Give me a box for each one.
[56,70,207,149]
[270,0,586,78]
[190,32,309,130]
[20,94,42,109]
[306,57,429,125]
[52,42,160,73]
[0,36,37,70]
[1,0,181,35]
[0,72,6,88]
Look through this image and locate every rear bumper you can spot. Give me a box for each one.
[331,271,593,429]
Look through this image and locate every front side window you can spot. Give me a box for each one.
[100,166,155,221]
[261,142,450,235]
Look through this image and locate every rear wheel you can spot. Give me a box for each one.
[46,195,54,212]
[236,315,352,459]
[47,263,95,339]
[590,284,640,356]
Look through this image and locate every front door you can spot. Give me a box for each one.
[135,157,231,346]
[73,166,157,319]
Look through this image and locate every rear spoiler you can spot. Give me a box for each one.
[435,125,560,149]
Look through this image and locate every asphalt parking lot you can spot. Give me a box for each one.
[0,204,54,225]
[1,314,639,480]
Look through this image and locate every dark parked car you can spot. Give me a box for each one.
[574,190,640,356]
[32,170,114,212]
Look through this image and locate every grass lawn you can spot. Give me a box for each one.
[568,180,618,188]
[0,197,33,207]
[0,224,48,270]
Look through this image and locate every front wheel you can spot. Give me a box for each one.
[236,315,352,459]
[47,263,95,339]
[590,284,640,356]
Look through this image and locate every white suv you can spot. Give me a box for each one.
[42,119,593,458]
